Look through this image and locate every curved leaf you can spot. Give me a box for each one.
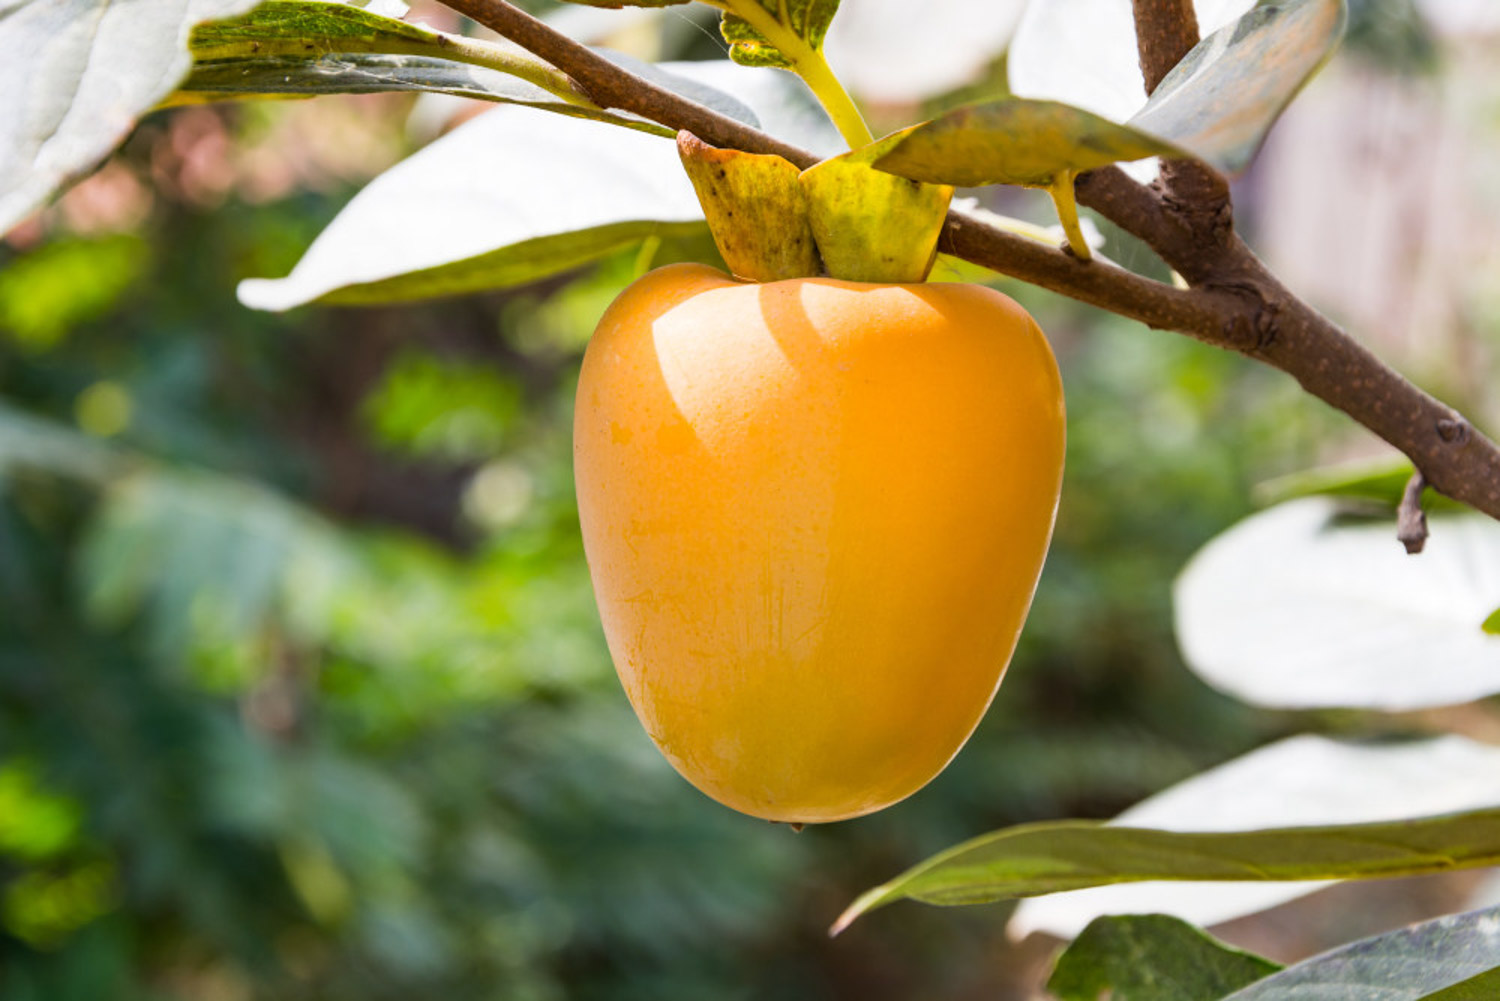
[1128,0,1349,174]
[0,0,262,236]
[1011,735,1500,938]
[872,98,1185,188]
[1048,914,1281,1001]
[721,0,840,70]
[177,2,692,132]
[176,51,672,134]
[1174,498,1500,710]
[1221,905,1500,1001]
[238,106,704,309]
[835,735,1500,934]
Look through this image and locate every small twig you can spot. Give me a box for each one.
[1398,471,1430,554]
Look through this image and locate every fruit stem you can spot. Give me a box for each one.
[1047,171,1093,262]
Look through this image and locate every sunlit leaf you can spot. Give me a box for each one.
[873,99,1184,188]
[0,0,262,235]
[1011,736,1500,938]
[175,1,680,131]
[1174,498,1500,710]
[1220,906,1500,1001]
[1128,0,1349,174]
[237,106,705,309]
[834,736,1500,933]
[1048,914,1280,1001]
[720,0,840,69]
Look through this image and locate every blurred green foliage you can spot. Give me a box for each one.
[0,26,1365,1001]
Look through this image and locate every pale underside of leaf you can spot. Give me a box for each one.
[1220,905,1500,1001]
[0,0,263,236]
[237,106,706,311]
[1127,0,1349,174]
[1173,498,1500,711]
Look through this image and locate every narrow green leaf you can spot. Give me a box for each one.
[721,0,841,69]
[189,0,445,58]
[872,99,1186,189]
[179,2,635,120]
[1221,906,1500,1001]
[831,806,1500,934]
[0,0,263,236]
[1048,915,1281,1001]
[175,51,672,135]
[1127,0,1348,174]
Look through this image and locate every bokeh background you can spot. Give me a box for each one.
[1,1,1496,998]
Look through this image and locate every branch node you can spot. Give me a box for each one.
[1397,471,1429,555]
[1437,418,1471,445]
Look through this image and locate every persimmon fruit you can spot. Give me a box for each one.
[574,263,1065,824]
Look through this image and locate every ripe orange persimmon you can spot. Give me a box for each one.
[574,263,1065,824]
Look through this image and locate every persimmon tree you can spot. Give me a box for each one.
[7,0,1500,994]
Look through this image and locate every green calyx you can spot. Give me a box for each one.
[677,131,952,285]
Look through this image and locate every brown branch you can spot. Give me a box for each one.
[1132,0,1200,94]
[437,0,1500,527]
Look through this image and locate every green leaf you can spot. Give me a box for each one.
[188,0,447,58]
[238,106,705,309]
[176,1,673,130]
[1011,736,1500,939]
[0,0,262,236]
[1419,967,1500,1001]
[1048,915,1281,1001]
[831,805,1500,934]
[872,99,1186,189]
[176,51,669,134]
[1220,906,1500,1001]
[1127,0,1348,174]
[1483,608,1500,636]
[721,0,841,69]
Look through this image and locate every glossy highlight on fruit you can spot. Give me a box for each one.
[574,263,1065,824]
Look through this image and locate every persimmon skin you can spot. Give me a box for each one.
[574,263,1065,824]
